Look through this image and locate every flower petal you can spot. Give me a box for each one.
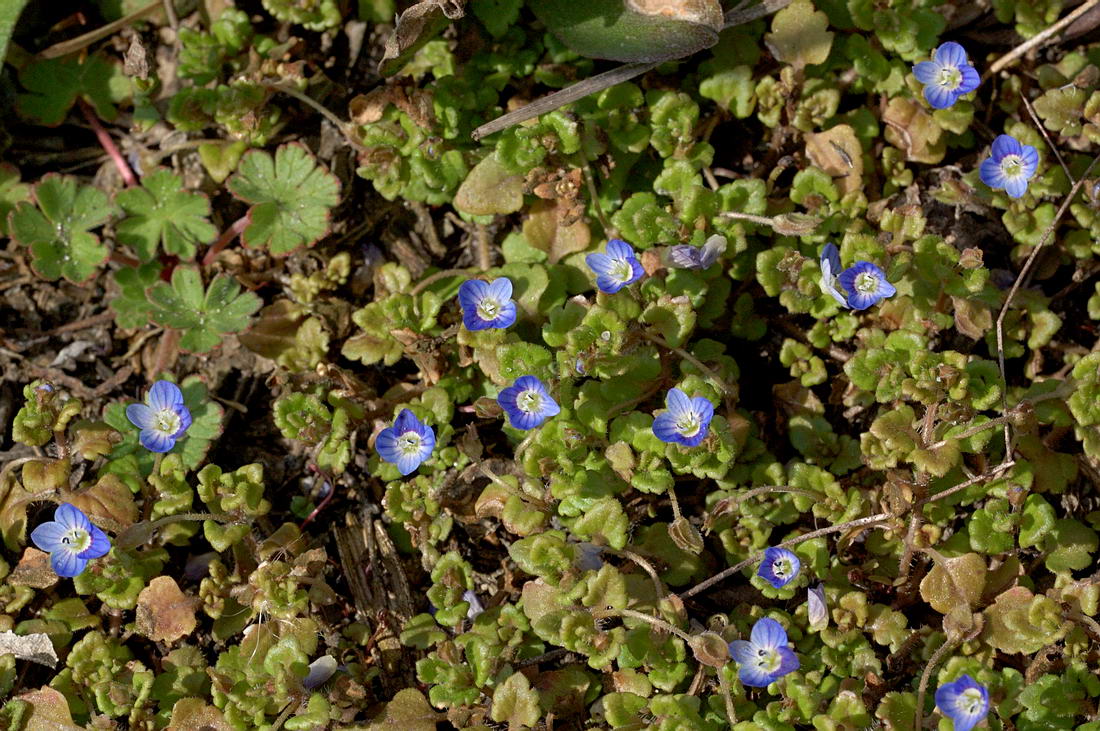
[54,503,91,533]
[140,428,175,453]
[627,259,645,285]
[596,273,626,294]
[820,243,841,276]
[652,412,683,444]
[493,300,517,328]
[1003,175,1028,199]
[738,662,778,688]
[934,41,967,68]
[173,406,193,438]
[847,291,879,310]
[772,646,800,679]
[50,548,87,578]
[1019,145,1039,177]
[606,238,635,261]
[79,524,111,559]
[375,426,400,464]
[31,520,69,553]
[395,453,422,476]
[126,403,155,430]
[958,65,980,94]
[394,409,419,435]
[665,388,692,418]
[923,83,957,110]
[750,617,788,650]
[727,639,755,664]
[912,61,940,84]
[668,246,702,269]
[458,279,489,315]
[990,134,1022,160]
[586,252,614,276]
[148,380,184,412]
[979,157,1006,189]
[487,277,513,302]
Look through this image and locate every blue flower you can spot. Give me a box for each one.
[125,380,192,453]
[458,277,517,331]
[913,42,980,109]
[935,674,990,731]
[31,503,110,578]
[807,583,828,631]
[838,261,897,310]
[498,375,561,430]
[758,546,801,589]
[586,238,644,294]
[376,409,436,475]
[668,234,726,270]
[728,617,800,688]
[819,243,850,308]
[652,388,714,447]
[979,134,1039,199]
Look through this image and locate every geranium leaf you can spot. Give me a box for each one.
[226,143,341,256]
[147,266,262,353]
[16,54,129,126]
[8,174,117,283]
[115,169,217,261]
[110,262,163,330]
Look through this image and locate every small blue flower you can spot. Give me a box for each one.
[125,380,192,453]
[913,42,980,109]
[31,503,110,578]
[935,674,990,731]
[838,261,897,311]
[458,277,517,331]
[498,375,560,430]
[979,134,1039,199]
[376,409,436,475]
[652,388,714,447]
[819,243,850,308]
[586,238,644,294]
[758,546,801,589]
[462,589,485,621]
[807,584,828,631]
[668,234,726,270]
[728,617,800,688]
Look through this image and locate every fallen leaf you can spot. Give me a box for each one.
[135,576,198,643]
[454,153,525,215]
[380,1,465,77]
[522,199,590,264]
[8,547,58,589]
[805,124,863,196]
[14,687,80,731]
[0,631,58,668]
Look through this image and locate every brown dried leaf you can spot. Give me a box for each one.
[135,576,198,643]
[14,687,80,731]
[70,473,138,531]
[883,97,945,164]
[8,548,58,589]
[951,296,992,340]
[522,199,590,264]
[165,698,232,731]
[919,552,986,614]
[454,153,525,216]
[349,86,435,129]
[805,124,863,196]
[380,1,465,77]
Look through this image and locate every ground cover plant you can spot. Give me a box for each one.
[3,0,1100,729]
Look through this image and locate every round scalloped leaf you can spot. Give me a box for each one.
[226,143,341,256]
[532,0,722,63]
[115,169,216,262]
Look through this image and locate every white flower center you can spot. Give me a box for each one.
[517,389,543,414]
[1000,154,1024,179]
[937,66,961,91]
[773,558,792,578]
[960,688,984,715]
[397,432,422,456]
[754,647,782,674]
[153,409,181,435]
[61,528,91,553]
[610,259,633,283]
[476,297,500,321]
[854,272,880,294]
[676,411,701,437]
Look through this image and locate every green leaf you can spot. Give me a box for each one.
[227,143,341,256]
[0,164,30,237]
[491,671,541,728]
[0,0,29,70]
[765,0,834,70]
[9,174,116,283]
[147,267,262,353]
[115,169,217,261]
[110,262,162,330]
[16,54,129,126]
